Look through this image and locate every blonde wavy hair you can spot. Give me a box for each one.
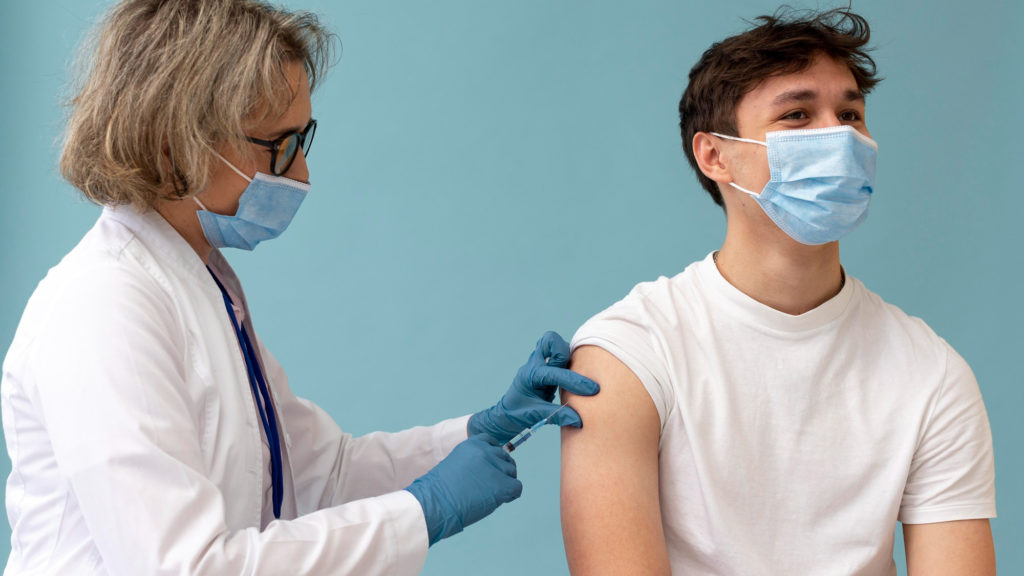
[60,0,337,209]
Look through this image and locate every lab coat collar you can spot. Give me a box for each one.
[102,205,210,282]
[101,205,246,301]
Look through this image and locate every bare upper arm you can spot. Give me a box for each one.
[903,519,995,576]
[561,345,669,576]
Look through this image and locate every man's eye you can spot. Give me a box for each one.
[839,110,863,122]
[782,110,807,120]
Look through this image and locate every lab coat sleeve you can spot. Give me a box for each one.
[258,344,471,510]
[26,260,430,575]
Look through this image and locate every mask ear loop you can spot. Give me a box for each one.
[193,149,256,211]
[709,132,767,197]
[710,132,768,147]
[211,150,254,184]
[192,147,256,211]
[727,181,762,197]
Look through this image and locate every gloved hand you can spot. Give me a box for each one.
[405,436,522,545]
[468,331,600,445]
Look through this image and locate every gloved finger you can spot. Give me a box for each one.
[493,451,518,478]
[546,404,584,429]
[528,365,600,396]
[487,475,524,502]
[477,441,518,475]
[534,330,571,368]
[504,401,565,429]
[496,477,524,504]
[472,436,519,466]
[473,433,505,448]
[520,331,570,373]
[474,431,506,446]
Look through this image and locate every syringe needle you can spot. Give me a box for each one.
[503,404,570,453]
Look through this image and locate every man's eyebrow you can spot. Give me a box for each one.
[772,89,817,106]
[771,88,864,106]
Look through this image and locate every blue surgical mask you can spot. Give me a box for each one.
[712,125,878,245]
[193,154,310,251]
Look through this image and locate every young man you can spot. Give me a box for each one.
[560,9,996,575]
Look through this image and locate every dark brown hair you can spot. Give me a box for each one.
[679,7,880,207]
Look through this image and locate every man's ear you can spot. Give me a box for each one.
[692,132,734,186]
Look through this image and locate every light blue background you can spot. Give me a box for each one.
[1,1,1021,574]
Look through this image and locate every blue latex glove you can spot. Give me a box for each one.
[405,436,522,545]
[468,331,600,445]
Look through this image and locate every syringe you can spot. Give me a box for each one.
[503,404,570,453]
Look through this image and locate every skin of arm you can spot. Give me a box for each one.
[561,345,670,575]
[903,519,995,576]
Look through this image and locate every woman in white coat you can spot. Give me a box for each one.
[0,1,598,574]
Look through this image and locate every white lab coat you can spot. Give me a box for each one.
[1,206,469,575]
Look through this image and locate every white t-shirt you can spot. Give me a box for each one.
[572,253,995,576]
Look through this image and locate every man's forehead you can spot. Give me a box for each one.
[744,59,862,107]
[769,88,864,106]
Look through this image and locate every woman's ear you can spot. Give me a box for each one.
[161,141,189,198]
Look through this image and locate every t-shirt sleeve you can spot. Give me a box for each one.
[898,344,997,524]
[571,290,675,430]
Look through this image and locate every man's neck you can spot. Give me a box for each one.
[714,230,844,316]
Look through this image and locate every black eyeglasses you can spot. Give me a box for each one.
[245,118,317,176]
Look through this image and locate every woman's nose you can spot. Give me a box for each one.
[286,148,310,184]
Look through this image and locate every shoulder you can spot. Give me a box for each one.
[571,259,709,372]
[848,278,954,361]
[570,265,696,360]
[569,261,708,427]
[43,215,173,313]
[6,210,196,365]
[846,278,981,417]
[576,262,705,336]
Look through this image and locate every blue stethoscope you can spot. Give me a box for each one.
[209,270,283,519]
